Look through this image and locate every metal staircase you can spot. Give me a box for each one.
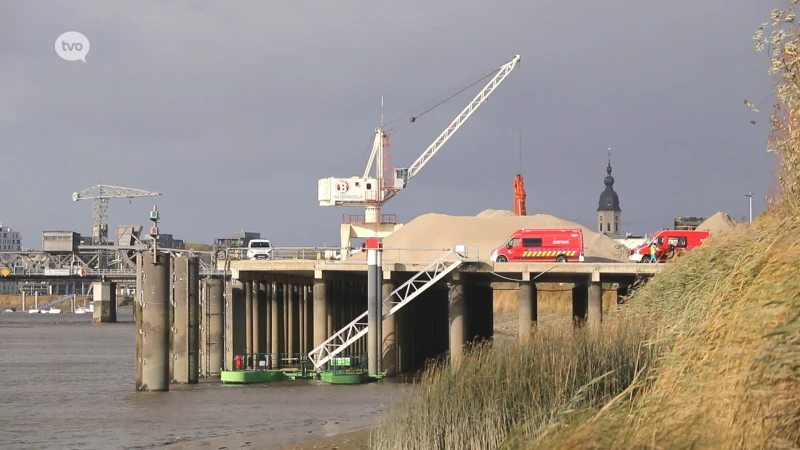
[37,294,75,310]
[307,248,470,370]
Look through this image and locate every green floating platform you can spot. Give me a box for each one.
[321,371,369,385]
[221,370,288,384]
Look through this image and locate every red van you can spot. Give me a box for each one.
[629,229,709,263]
[491,228,585,263]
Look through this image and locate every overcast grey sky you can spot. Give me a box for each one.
[0,0,782,247]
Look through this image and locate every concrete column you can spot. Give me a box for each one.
[270,282,280,368]
[92,281,117,323]
[136,253,171,392]
[572,283,588,327]
[327,280,334,338]
[448,276,466,364]
[225,280,246,370]
[299,284,307,354]
[245,280,253,361]
[588,281,603,326]
[199,280,208,378]
[375,250,383,373]
[207,278,224,375]
[381,277,397,376]
[518,281,537,340]
[284,282,293,358]
[252,281,260,356]
[172,256,199,384]
[304,284,313,356]
[367,241,380,375]
[264,281,272,368]
[312,278,327,362]
[257,281,267,357]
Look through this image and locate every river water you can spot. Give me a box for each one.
[0,308,411,450]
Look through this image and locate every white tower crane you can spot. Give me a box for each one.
[317,55,521,257]
[72,184,162,245]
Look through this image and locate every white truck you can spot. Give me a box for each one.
[246,239,273,260]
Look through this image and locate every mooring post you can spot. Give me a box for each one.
[136,252,171,392]
[366,238,380,376]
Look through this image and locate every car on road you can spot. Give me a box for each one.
[246,239,273,260]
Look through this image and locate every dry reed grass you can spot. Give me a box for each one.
[370,315,654,450]
[370,6,800,449]
[525,212,800,449]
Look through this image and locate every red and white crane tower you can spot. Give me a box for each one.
[317,55,521,258]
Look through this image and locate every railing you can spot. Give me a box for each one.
[332,244,482,265]
[221,246,344,261]
[231,352,318,373]
[219,245,482,265]
[1,268,229,277]
[342,214,398,224]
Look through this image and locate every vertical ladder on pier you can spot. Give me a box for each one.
[307,250,465,370]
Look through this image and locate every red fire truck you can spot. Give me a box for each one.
[629,229,709,263]
[491,228,585,263]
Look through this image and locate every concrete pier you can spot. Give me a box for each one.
[245,281,253,363]
[588,281,603,326]
[136,253,171,392]
[313,278,327,354]
[367,241,380,375]
[381,277,397,376]
[448,275,466,364]
[271,282,281,368]
[92,281,117,323]
[256,281,267,356]
[207,279,224,375]
[171,256,200,384]
[225,280,246,371]
[518,280,537,339]
[288,284,296,357]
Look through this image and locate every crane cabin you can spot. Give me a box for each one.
[318,170,409,206]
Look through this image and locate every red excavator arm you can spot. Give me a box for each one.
[514,174,527,216]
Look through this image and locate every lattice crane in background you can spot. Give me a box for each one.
[72,184,162,245]
[318,55,521,257]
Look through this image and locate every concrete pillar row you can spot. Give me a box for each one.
[245,280,253,360]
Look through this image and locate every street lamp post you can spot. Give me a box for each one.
[745,193,753,223]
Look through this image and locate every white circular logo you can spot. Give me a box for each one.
[55,31,90,62]
[335,180,350,193]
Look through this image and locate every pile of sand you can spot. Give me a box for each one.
[357,210,630,263]
[696,211,737,234]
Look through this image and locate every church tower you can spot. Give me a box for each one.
[597,150,621,234]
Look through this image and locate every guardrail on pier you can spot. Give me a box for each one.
[219,245,482,265]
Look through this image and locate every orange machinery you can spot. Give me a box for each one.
[514,174,527,216]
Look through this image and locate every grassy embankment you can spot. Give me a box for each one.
[369,8,800,449]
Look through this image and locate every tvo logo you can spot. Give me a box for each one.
[55,31,90,62]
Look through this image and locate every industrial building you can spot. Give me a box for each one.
[0,223,22,294]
